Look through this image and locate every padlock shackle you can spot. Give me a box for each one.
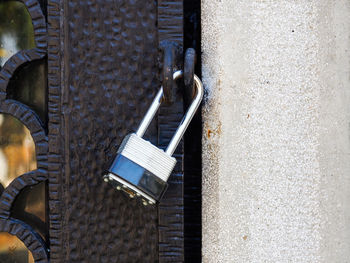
[165,73,203,155]
[136,71,184,138]
[135,87,163,138]
[136,70,204,156]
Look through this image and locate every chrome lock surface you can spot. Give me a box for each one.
[103,70,203,205]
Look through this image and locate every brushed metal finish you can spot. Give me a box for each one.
[119,133,176,182]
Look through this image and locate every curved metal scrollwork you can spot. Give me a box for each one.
[0,0,47,95]
[0,0,48,261]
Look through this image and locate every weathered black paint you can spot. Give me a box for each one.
[0,0,49,261]
[160,40,182,105]
[47,0,187,262]
[0,0,203,261]
[157,1,185,262]
[48,0,159,261]
[184,48,196,102]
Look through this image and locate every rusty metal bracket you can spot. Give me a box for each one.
[160,41,181,105]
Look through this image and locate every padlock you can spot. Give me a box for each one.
[103,70,203,205]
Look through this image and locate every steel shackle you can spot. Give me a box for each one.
[136,70,204,155]
[103,70,204,204]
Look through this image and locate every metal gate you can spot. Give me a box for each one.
[0,0,201,262]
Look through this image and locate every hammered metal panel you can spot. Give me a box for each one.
[49,0,159,262]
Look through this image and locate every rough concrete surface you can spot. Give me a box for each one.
[202,1,350,262]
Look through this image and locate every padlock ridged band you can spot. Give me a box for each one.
[118,133,176,182]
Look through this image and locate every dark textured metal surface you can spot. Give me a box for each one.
[157,1,184,262]
[158,103,184,262]
[47,0,64,260]
[159,41,181,105]
[0,0,46,95]
[48,0,161,262]
[0,1,49,261]
[0,218,48,262]
[184,48,196,103]
[0,100,48,222]
[47,0,188,262]
[160,42,176,105]
[158,1,183,43]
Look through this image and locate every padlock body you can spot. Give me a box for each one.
[105,154,168,203]
[104,133,176,204]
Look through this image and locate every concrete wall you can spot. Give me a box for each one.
[202,1,350,262]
